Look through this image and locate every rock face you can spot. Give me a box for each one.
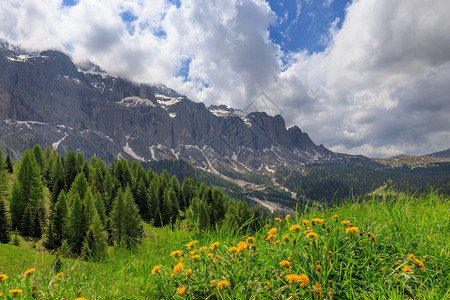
[0,42,354,175]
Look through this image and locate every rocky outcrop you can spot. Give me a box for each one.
[0,43,354,175]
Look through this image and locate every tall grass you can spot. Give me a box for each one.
[1,191,449,299]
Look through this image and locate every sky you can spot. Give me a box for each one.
[0,0,449,158]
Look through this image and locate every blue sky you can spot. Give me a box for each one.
[0,0,449,157]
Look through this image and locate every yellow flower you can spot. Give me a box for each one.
[76,298,88,300]
[9,289,23,296]
[237,241,248,252]
[402,265,412,272]
[283,235,289,242]
[0,274,8,282]
[186,269,192,276]
[304,229,312,234]
[23,268,35,277]
[266,234,277,242]
[413,258,425,269]
[290,224,301,232]
[186,242,195,249]
[177,285,186,295]
[345,226,359,234]
[246,236,255,244]
[170,250,183,258]
[0,293,2,297]
[306,232,318,240]
[285,274,309,286]
[316,264,322,270]
[268,227,277,235]
[151,265,161,274]
[210,242,220,251]
[208,253,214,258]
[173,262,184,274]
[279,260,291,268]
[330,215,338,220]
[311,218,324,225]
[341,220,352,227]
[265,281,271,287]
[229,246,238,253]
[217,280,230,289]
[275,217,281,222]
[302,219,310,226]
[367,232,376,243]
[407,253,415,259]
[189,250,197,255]
[285,214,291,221]
[191,254,200,260]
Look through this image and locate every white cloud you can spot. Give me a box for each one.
[0,0,449,157]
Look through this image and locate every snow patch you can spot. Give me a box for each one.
[52,133,68,150]
[123,142,145,162]
[169,113,176,118]
[118,96,155,107]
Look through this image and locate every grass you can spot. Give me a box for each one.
[1,190,449,299]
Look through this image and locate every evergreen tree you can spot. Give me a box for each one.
[21,204,34,236]
[32,209,42,238]
[0,199,11,243]
[147,179,158,223]
[47,191,68,249]
[198,199,210,230]
[83,190,98,231]
[169,175,181,205]
[64,150,79,190]
[102,170,114,213]
[167,187,178,222]
[5,153,14,173]
[0,148,7,201]
[67,194,85,253]
[110,188,143,247]
[68,172,88,203]
[113,160,133,189]
[81,213,108,261]
[94,193,107,228]
[160,169,170,191]
[135,177,150,221]
[181,177,194,210]
[9,180,24,230]
[50,155,66,204]
[32,144,45,175]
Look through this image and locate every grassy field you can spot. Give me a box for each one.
[1,190,449,299]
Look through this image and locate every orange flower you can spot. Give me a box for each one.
[0,274,7,282]
[173,262,184,274]
[151,265,161,274]
[290,224,301,232]
[237,241,248,252]
[229,246,238,253]
[170,250,183,258]
[311,218,324,225]
[177,285,186,295]
[23,268,35,277]
[275,217,281,222]
[306,232,318,240]
[285,274,309,286]
[330,215,338,220]
[345,226,359,234]
[402,265,412,272]
[246,236,255,244]
[268,227,277,235]
[279,260,291,268]
[217,280,230,289]
[285,214,291,221]
[302,219,310,226]
[210,242,220,251]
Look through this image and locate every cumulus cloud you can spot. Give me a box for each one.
[0,0,449,157]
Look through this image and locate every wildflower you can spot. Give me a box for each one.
[268,227,277,235]
[345,226,359,234]
[200,246,208,252]
[413,258,425,269]
[330,215,338,220]
[189,250,197,255]
[23,268,35,277]
[279,260,291,268]
[302,219,310,226]
[312,281,322,299]
[275,217,281,222]
[177,285,186,295]
[285,214,291,221]
[186,242,195,249]
[246,236,255,244]
[285,273,309,286]
[9,289,23,297]
[151,265,161,274]
[237,241,248,252]
[283,235,289,242]
[208,253,214,258]
[290,224,301,232]
[367,232,376,243]
[311,218,324,225]
[229,246,238,253]
[402,265,412,272]
[306,232,318,240]
[407,253,415,259]
[187,269,192,276]
[76,298,88,300]
[170,250,183,258]
[0,274,7,282]
[316,264,322,270]
[266,234,277,242]
[341,220,352,227]
[328,250,333,255]
[191,254,200,260]
[210,280,216,287]
[265,281,271,287]
[304,229,312,234]
[210,242,220,251]
[217,280,230,289]
[173,262,184,274]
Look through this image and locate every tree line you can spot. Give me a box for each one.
[0,145,264,260]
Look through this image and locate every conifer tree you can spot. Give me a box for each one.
[94,193,107,228]
[5,153,14,173]
[64,150,79,190]
[67,193,85,253]
[50,155,66,204]
[83,189,97,230]
[135,177,150,221]
[32,144,46,175]
[0,198,11,243]
[81,213,108,261]
[110,188,125,244]
[68,172,88,203]
[21,204,34,236]
[46,191,68,249]
[9,180,24,230]
[32,209,42,238]
[123,187,143,246]
[198,199,210,230]
[147,179,158,223]
[167,187,178,221]
[169,175,181,204]
[0,148,7,200]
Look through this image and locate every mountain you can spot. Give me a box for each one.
[427,148,450,159]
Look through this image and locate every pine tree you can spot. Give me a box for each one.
[5,153,14,173]
[110,188,143,247]
[94,193,107,228]
[50,155,66,204]
[0,198,11,243]
[198,199,210,230]
[46,191,68,249]
[83,189,97,230]
[68,172,88,203]
[67,193,85,253]
[10,150,44,230]
[0,148,8,207]
[134,178,149,221]
[32,144,45,175]
[147,180,158,223]
[64,150,79,190]
[81,213,108,261]
[21,204,34,236]
[32,209,42,238]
